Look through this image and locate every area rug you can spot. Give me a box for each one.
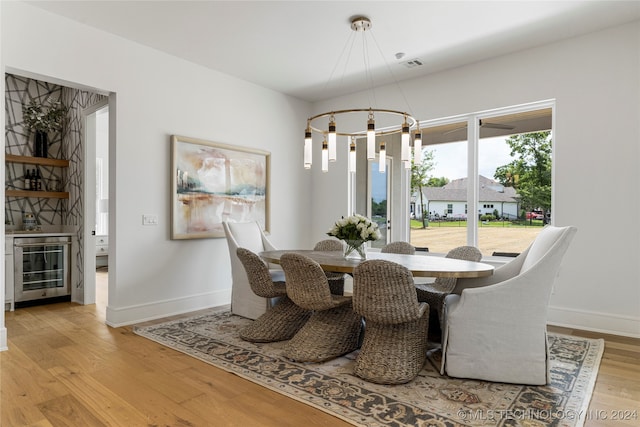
[134,309,604,427]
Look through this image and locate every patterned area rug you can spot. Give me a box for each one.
[134,309,604,427]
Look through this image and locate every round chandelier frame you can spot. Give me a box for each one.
[307,108,417,138]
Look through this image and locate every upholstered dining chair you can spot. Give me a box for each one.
[415,245,482,342]
[352,259,430,384]
[235,248,311,342]
[441,225,577,385]
[279,252,362,363]
[381,241,416,255]
[313,239,346,295]
[222,221,281,320]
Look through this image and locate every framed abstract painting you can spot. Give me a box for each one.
[171,135,270,239]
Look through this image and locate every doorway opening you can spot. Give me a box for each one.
[83,102,109,307]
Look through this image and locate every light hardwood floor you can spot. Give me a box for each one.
[1,271,638,426]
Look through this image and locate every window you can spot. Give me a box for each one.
[410,102,553,256]
[410,119,468,251]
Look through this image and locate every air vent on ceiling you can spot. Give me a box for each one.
[401,58,423,68]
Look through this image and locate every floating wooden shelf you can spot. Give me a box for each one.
[5,190,69,199]
[5,155,69,199]
[5,154,69,168]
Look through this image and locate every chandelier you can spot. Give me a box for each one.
[303,16,423,174]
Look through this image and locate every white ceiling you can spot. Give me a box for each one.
[27,1,640,102]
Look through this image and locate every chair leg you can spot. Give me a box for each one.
[354,312,429,384]
[327,277,345,295]
[239,297,311,343]
[283,304,362,362]
[416,288,446,344]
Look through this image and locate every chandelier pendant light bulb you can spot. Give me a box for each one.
[349,137,357,173]
[304,126,313,169]
[413,129,422,165]
[367,114,375,160]
[378,141,386,173]
[328,116,337,162]
[401,118,410,163]
[321,140,329,172]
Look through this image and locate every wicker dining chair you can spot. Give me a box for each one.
[236,248,312,343]
[381,241,416,255]
[280,252,362,362]
[313,239,346,295]
[415,245,482,342]
[352,259,430,384]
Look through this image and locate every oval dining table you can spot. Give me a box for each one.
[259,249,494,278]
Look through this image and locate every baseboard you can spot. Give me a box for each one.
[0,327,7,351]
[105,289,231,328]
[548,305,640,338]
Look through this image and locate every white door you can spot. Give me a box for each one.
[82,102,108,305]
[368,156,392,249]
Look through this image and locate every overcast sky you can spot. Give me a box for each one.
[429,136,514,181]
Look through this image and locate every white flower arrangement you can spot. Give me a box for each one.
[327,214,382,243]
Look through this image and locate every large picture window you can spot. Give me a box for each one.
[409,102,553,256]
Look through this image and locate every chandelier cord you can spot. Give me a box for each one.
[322,28,357,95]
[369,29,415,119]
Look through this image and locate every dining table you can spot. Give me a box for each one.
[259,249,494,278]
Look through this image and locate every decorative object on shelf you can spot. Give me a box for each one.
[34,131,48,157]
[327,214,381,260]
[303,16,422,174]
[22,212,37,231]
[171,135,270,239]
[22,99,68,158]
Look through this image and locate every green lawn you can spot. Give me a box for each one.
[410,219,545,228]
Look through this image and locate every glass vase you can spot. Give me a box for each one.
[343,239,366,260]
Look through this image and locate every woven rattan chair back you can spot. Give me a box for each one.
[352,259,429,384]
[313,239,346,295]
[431,245,482,292]
[381,241,416,255]
[236,248,286,299]
[353,259,422,325]
[313,239,343,251]
[280,252,336,311]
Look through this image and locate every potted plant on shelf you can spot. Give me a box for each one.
[22,99,68,158]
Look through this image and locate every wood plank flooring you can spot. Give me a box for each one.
[1,270,638,426]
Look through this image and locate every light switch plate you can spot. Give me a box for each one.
[142,214,158,226]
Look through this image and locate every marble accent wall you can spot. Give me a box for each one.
[4,73,106,298]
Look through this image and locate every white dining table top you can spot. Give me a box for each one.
[259,249,494,278]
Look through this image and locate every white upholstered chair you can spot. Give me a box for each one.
[223,221,282,319]
[440,225,577,385]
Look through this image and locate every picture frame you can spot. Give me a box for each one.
[171,135,270,239]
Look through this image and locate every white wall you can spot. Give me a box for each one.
[1,2,312,329]
[310,21,640,337]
